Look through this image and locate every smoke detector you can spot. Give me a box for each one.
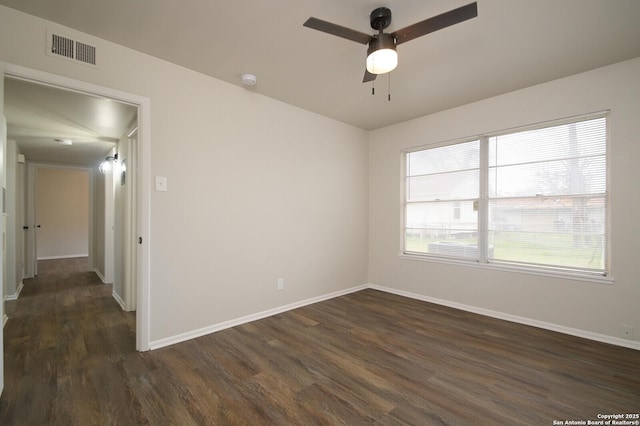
[241,73,257,86]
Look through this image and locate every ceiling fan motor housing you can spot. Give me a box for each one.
[370,7,392,31]
[367,33,396,56]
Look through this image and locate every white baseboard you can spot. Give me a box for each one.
[149,284,368,350]
[4,282,24,301]
[37,254,89,260]
[149,282,639,352]
[368,284,640,351]
[112,291,126,311]
[92,268,108,284]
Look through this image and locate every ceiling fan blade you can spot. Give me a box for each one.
[392,2,478,46]
[304,17,372,45]
[363,70,377,83]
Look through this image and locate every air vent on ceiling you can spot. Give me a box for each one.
[47,30,98,67]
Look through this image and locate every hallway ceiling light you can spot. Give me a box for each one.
[55,138,73,146]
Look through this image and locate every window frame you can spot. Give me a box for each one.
[400,111,613,285]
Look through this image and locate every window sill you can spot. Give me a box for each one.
[398,253,614,285]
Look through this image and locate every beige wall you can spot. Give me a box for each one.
[36,167,89,259]
[369,57,640,344]
[0,6,369,343]
[2,5,636,348]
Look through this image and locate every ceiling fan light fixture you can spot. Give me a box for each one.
[366,33,397,74]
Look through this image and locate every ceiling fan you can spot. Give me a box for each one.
[303,2,478,83]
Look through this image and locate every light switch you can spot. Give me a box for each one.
[155,176,167,192]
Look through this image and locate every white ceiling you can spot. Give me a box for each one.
[1,1,640,145]
[4,78,137,166]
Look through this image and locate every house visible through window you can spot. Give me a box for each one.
[403,113,608,276]
[453,202,461,220]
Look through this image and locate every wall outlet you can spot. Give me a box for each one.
[621,325,633,340]
[277,278,284,291]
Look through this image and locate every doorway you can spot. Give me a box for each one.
[2,62,150,352]
[26,165,91,278]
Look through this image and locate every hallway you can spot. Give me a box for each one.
[0,258,137,424]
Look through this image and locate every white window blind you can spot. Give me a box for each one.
[487,116,607,273]
[405,140,480,259]
[403,114,608,276]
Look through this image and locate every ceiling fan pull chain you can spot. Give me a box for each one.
[388,73,391,101]
[372,79,375,96]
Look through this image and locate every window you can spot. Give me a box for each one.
[403,113,608,277]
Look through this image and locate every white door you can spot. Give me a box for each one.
[25,163,38,277]
[126,129,137,311]
[0,64,6,397]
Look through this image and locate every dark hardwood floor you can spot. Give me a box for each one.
[1,259,639,425]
